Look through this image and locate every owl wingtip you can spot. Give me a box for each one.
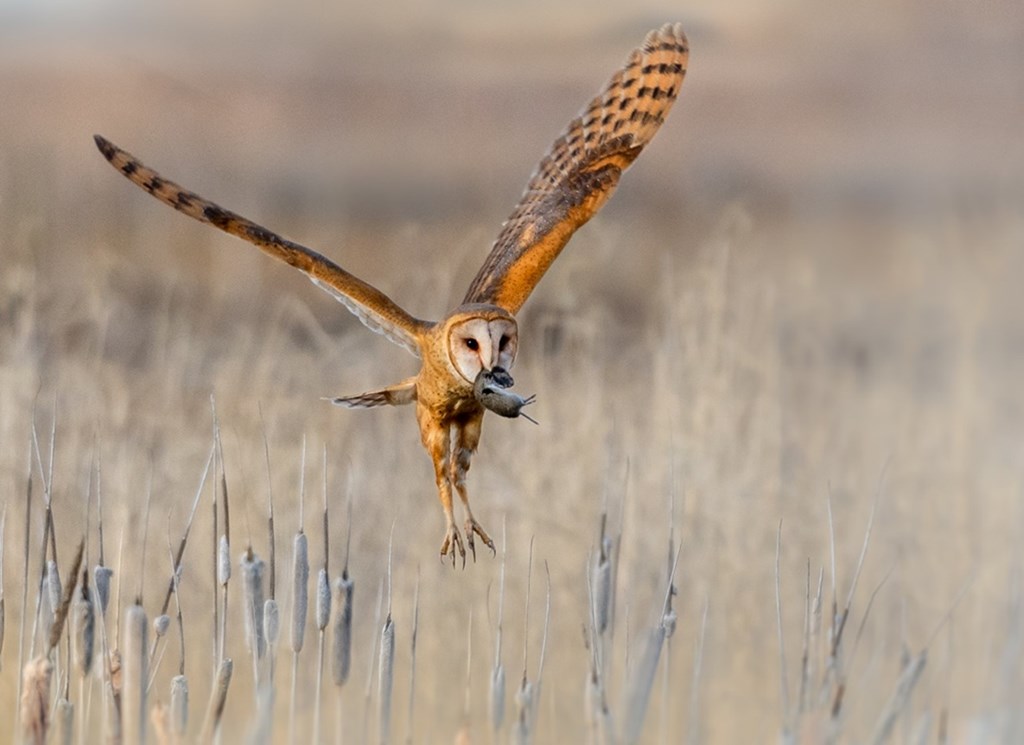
[93,133,117,160]
[645,22,688,54]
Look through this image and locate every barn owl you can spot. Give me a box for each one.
[94,23,688,565]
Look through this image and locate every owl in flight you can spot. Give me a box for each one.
[95,23,688,565]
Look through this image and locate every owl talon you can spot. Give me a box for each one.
[440,524,467,568]
[465,518,496,559]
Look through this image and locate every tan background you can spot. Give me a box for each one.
[1,0,1023,741]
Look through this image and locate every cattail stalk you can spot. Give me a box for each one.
[313,452,332,745]
[159,447,213,617]
[378,525,396,745]
[16,444,33,735]
[313,568,331,742]
[379,616,396,745]
[0,504,6,673]
[490,518,508,735]
[687,596,710,745]
[622,544,681,745]
[405,568,420,745]
[333,488,354,745]
[514,538,536,745]
[28,418,55,663]
[288,436,308,745]
[660,530,678,744]
[362,579,384,745]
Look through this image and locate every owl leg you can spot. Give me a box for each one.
[418,407,465,567]
[451,414,495,562]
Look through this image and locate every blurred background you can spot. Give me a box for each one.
[1,0,1023,741]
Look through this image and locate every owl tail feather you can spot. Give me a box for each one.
[324,378,417,409]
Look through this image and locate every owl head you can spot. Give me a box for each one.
[443,304,519,385]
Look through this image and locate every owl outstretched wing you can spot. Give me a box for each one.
[94,135,430,356]
[326,377,418,409]
[462,23,688,314]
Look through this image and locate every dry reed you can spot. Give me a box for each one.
[490,518,507,735]
[378,524,396,745]
[0,505,6,673]
[200,658,233,744]
[405,566,420,745]
[15,444,33,737]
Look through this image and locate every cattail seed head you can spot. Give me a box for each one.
[332,575,354,686]
[122,603,149,745]
[514,680,535,745]
[290,532,309,653]
[109,649,123,695]
[94,565,113,614]
[43,560,61,637]
[0,597,6,672]
[490,662,506,731]
[263,598,280,650]
[592,554,612,636]
[20,656,52,745]
[217,536,231,586]
[240,551,267,658]
[54,697,73,745]
[154,614,171,638]
[150,702,170,745]
[72,594,95,676]
[315,568,331,632]
[662,607,678,639]
[378,615,395,745]
[170,674,189,738]
[46,560,62,612]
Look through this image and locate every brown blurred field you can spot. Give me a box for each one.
[2,0,1024,742]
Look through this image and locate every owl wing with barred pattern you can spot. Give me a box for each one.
[462,23,688,314]
[327,377,418,409]
[93,135,430,357]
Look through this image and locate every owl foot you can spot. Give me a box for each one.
[464,517,496,562]
[439,522,467,568]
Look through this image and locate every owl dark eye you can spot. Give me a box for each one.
[465,338,479,351]
[499,335,510,351]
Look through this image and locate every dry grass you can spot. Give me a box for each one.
[2,1,1024,742]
